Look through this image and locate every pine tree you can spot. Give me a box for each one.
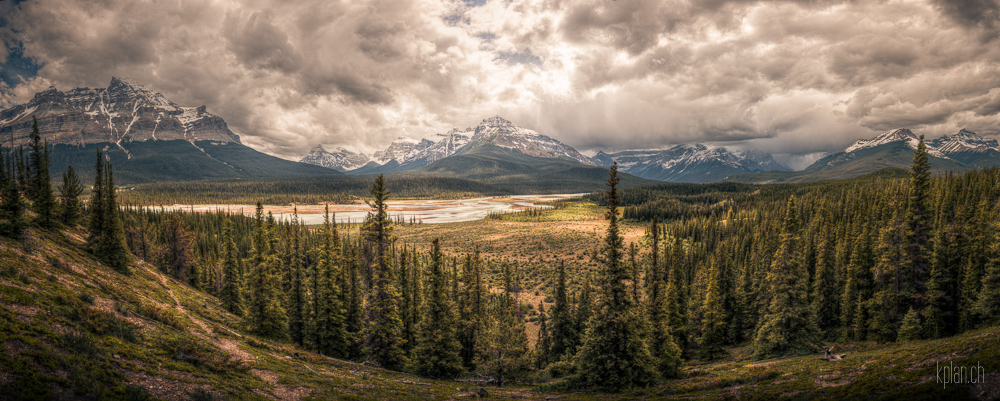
[412,239,463,378]
[897,307,923,341]
[535,301,551,369]
[752,196,818,359]
[398,248,414,353]
[160,214,196,282]
[907,135,932,311]
[287,213,308,346]
[699,258,728,360]
[574,275,592,347]
[87,150,106,251]
[549,260,575,361]
[27,116,55,227]
[315,207,348,357]
[666,235,689,349]
[811,219,838,338]
[59,165,83,225]
[99,163,131,274]
[649,273,683,378]
[576,163,658,390]
[973,225,1000,324]
[841,223,874,341]
[246,205,290,341]
[475,293,530,387]
[870,205,910,342]
[219,220,244,316]
[361,174,406,370]
[958,258,980,332]
[0,151,27,239]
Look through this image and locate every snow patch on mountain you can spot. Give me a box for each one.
[469,116,595,165]
[844,129,948,159]
[299,145,371,172]
[930,129,1000,154]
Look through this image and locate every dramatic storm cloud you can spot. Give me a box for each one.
[2,0,999,168]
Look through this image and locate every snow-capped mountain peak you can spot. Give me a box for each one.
[299,145,370,172]
[372,136,435,165]
[593,144,789,182]
[469,116,595,165]
[0,77,240,147]
[930,129,1000,154]
[843,128,948,158]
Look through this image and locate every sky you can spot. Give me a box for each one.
[1,0,999,169]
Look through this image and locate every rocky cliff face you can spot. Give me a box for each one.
[0,77,240,147]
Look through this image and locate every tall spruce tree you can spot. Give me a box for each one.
[549,260,575,361]
[475,292,530,387]
[576,163,658,390]
[315,207,348,357]
[246,205,290,340]
[0,151,27,239]
[27,116,55,227]
[535,301,551,369]
[412,239,463,378]
[87,150,106,251]
[99,162,131,274]
[59,165,83,225]
[810,223,839,338]
[361,174,406,370]
[219,220,245,316]
[973,210,1000,324]
[752,196,818,359]
[699,258,728,360]
[574,275,592,347]
[287,213,308,346]
[666,235,689,349]
[907,135,932,310]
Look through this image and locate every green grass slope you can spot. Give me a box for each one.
[47,140,339,185]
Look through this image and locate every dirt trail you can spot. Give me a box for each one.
[143,265,306,400]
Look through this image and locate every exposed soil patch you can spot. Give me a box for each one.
[252,368,313,401]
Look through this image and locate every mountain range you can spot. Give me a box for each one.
[728,128,1000,184]
[0,78,338,184]
[5,79,1000,188]
[302,116,791,183]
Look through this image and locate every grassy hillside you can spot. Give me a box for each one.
[46,140,339,185]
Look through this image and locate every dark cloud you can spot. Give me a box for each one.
[223,11,302,73]
[931,0,1000,37]
[2,0,1000,162]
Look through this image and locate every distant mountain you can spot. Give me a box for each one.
[728,128,973,184]
[316,116,595,175]
[468,116,595,165]
[591,144,790,183]
[299,146,370,172]
[930,129,1000,168]
[0,78,338,183]
[373,137,435,165]
[409,142,655,193]
[0,77,239,146]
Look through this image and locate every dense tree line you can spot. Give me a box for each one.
[7,118,999,392]
[1,116,85,238]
